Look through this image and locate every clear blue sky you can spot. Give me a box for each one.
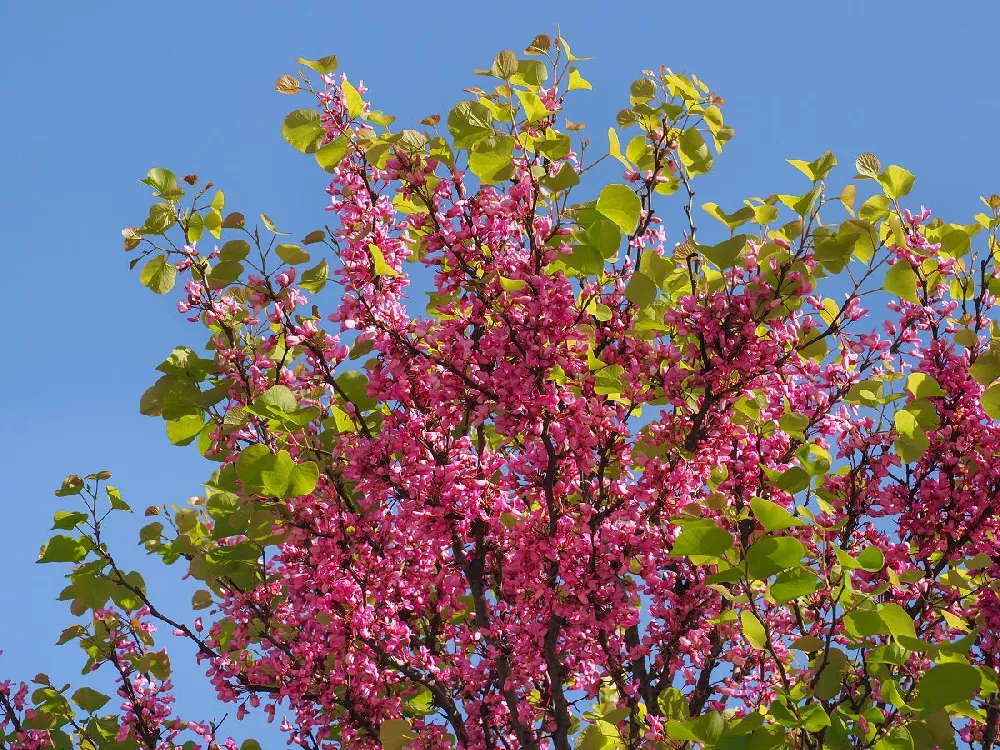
[1,0,998,743]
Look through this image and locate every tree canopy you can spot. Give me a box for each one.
[5,32,1000,750]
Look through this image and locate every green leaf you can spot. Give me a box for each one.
[52,511,88,530]
[147,651,171,681]
[490,49,518,79]
[779,412,810,439]
[281,109,326,154]
[337,370,376,410]
[260,450,295,497]
[379,719,415,750]
[166,413,205,446]
[187,210,205,243]
[750,498,807,532]
[915,663,980,711]
[577,724,613,750]
[701,202,753,231]
[844,609,887,638]
[608,128,629,168]
[511,59,548,86]
[894,408,925,443]
[341,81,365,118]
[884,261,919,303]
[815,230,857,274]
[276,244,310,264]
[106,485,131,512]
[299,258,329,293]
[138,521,165,547]
[140,203,176,236]
[71,687,110,714]
[982,383,1000,420]
[878,603,918,640]
[670,518,734,558]
[740,610,767,650]
[834,547,863,570]
[296,55,339,74]
[259,385,297,413]
[219,239,251,262]
[38,535,87,564]
[770,567,821,604]
[139,255,177,295]
[447,101,494,149]
[878,165,916,200]
[206,492,239,519]
[315,136,350,171]
[700,235,748,270]
[568,68,591,91]
[208,260,243,289]
[596,184,642,234]
[585,220,622,257]
[637,249,670,287]
[894,429,929,464]
[624,272,656,308]
[857,546,885,571]
[287,462,319,497]
[775,466,810,494]
[787,152,837,182]
[360,244,398,278]
[111,571,146,611]
[536,130,571,160]
[657,688,690,719]
[192,590,213,610]
[629,78,657,104]
[679,128,713,175]
[814,649,848,700]
[468,135,515,184]
[563,245,604,276]
[593,364,625,396]
[141,168,184,200]
[541,162,580,193]
[970,351,1000,386]
[251,452,318,499]
[874,726,915,750]
[858,194,891,224]
[745,537,806,579]
[799,703,831,732]
[905,373,946,399]
[235,444,274,489]
[516,89,549,122]
[499,276,526,292]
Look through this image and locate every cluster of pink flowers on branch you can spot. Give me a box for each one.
[7,32,1000,750]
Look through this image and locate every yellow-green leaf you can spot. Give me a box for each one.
[368,244,399,277]
[878,165,916,200]
[884,261,919,303]
[341,81,365,119]
[596,184,642,234]
[741,611,767,650]
[297,55,339,74]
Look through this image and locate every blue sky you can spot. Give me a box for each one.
[1,0,998,744]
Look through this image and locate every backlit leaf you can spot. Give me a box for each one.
[670,519,733,558]
[281,110,326,154]
[596,184,641,234]
[139,255,177,295]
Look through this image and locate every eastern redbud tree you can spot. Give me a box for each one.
[5,32,1000,750]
